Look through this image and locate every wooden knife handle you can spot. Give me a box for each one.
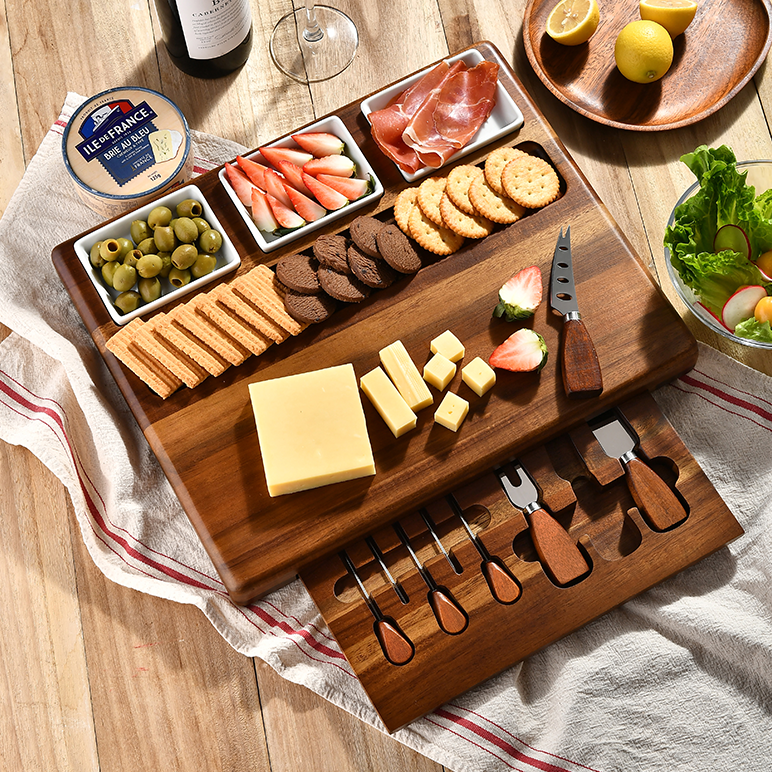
[561,318,603,399]
[375,618,415,666]
[481,559,522,605]
[529,507,590,586]
[429,589,469,635]
[625,456,688,531]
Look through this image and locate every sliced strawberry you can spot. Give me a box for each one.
[277,159,314,197]
[302,172,350,210]
[224,162,256,207]
[493,265,543,321]
[263,168,294,209]
[489,329,548,372]
[303,154,356,178]
[259,145,313,169]
[236,155,269,190]
[251,187,280,234]
[284,183,327,222]
[291,131,345,157]
[266,193,306,230]
[315,173,372,201]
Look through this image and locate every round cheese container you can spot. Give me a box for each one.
[62,87,193,218]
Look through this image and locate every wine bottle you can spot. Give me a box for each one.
[154,0,253,79]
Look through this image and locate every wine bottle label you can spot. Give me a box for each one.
[178,0,251,60]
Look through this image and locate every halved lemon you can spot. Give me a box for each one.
[546,0,600,46]
[639,0,697,37]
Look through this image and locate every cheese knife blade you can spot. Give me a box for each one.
[550,226,603,399]
[419,508,463,575]
[366,535,409,604]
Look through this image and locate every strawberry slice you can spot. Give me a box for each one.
[284,183,327,222]
[236,155,269,190]
[291,131,345,157]
[489,329,548,372]
[493,265,543,321]
[301,172,350,210]
[263,168,294,208]
[303,154,356,178]
[259,145,313,169]
[251,187,280,234]
[315,173,372,201]
[277,159,314,197]
[224,162,256,207]
[266,193,306,230]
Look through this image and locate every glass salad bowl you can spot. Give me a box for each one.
[664,159,772,350]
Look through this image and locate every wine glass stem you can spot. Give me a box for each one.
[302,0,324,43]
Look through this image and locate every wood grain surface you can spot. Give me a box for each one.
[2,0,771,768]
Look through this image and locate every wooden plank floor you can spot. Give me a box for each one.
[2,0,770,768]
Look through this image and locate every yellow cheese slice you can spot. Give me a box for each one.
[461,356,496,396]
[361,366,417,438]
[379,340,434,411]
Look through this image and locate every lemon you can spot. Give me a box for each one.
[639,0,697,37]
[546,0,600,46]
[614,20,674,83]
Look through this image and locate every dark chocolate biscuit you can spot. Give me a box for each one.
[318,265,371,303]
[282,289,336,324]
[348,215,382,258]
[275,252,321,294]
[376,223,423,273]
[313,234,350,273]
[347,243,400,289]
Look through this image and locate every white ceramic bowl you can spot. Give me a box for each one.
[665,160,772,349]
[360,48,524,183]
[219,115,384,253]
[74,183,240,326]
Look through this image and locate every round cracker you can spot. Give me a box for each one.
[501,155,561,209]
[446,164,484,215]
[417,176,447,226]
[407,205,465,256]
[394,187,419,236]
[468,173,527,225]
[439,192,495,239]
[484,147,528,195]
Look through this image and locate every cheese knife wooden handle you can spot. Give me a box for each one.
[374,619,415,666]
[624,456,688,531]
[561,317,603,399]
[528,507,590,586]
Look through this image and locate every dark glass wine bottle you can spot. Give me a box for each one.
[154,0,253,79]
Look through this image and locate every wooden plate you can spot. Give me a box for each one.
[523,0,772,130]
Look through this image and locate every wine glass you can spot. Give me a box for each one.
[269,1,359,83]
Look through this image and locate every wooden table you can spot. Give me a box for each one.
[1,0,769,769]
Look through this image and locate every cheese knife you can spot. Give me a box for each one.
[495,463,590,586]
[419,508,463,575]
[588,412,688,531]
[550,226,603,399]
[366,535,409,604]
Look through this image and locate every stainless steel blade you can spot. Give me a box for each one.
[495,463,539,511]
[589,413,636,461]
[550,226,580,318]
[394,522,435,589]
[419,508,463,574]
[366,536,409,604]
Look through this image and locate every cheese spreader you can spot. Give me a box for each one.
[496,463,590,586]
[550,226,603,399]
[588,412,688,531]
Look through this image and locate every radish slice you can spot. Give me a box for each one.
[713,224,751,259]
[695,301,731,330]
[721,285,767,330]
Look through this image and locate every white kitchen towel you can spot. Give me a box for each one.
[0,93,770,772]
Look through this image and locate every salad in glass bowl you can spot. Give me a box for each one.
[664,145,772,347]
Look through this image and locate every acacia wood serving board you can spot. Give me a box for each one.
[52,41,698,605]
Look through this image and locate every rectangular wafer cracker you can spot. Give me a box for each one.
[192,291,272,357]
[162,306,230,377]
[234,266,306,336]
[174,302,250,366]
[213,283,289,344]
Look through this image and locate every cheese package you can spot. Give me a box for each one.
[360,366,417,438]
[248,364,375,497]
[379,340,434,411]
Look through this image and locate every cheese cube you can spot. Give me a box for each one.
[423,353,456,391]
[434,391,469,432]
[379,340,434,411]
[360,366,417,438]
[461,356,496,396]
[248,364,375,497]
[430,330,465,362]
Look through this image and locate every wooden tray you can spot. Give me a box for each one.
[523,0,772,130]
[52,41,698,605]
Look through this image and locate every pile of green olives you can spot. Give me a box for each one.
[89,198,225,315]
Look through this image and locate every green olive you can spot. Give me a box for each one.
[158,253,173,278]
[168,267,191,288]
[171,243,198,270]
[99,238,122,262]
[115,291,141,315]
[173,217,199,244]
[90,242,105,268]
[117,237,134,259]
[123,249,142,268]
[136,237,157,255]
[192,217,211,235]
[147,205,173,230]
[153,225,177,253]
[130,219,151,245]
[176,198,203,218]
[112,263,138,293]
[191,254,218,279]
[138,277,162,303]
[136,254,163,278]
[101,261,119,288]
[197,228,223,254]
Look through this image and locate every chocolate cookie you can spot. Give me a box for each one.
[376,223,423,273]
[348,215,382,258]
[347,243,400,289]
[282,289,336,324]
[275,252,321,294]
[318,265,372,303]
[313,234,350,274]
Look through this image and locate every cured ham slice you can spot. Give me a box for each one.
[403,61,499,169]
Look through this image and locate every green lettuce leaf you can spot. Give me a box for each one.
[734,316,772,342]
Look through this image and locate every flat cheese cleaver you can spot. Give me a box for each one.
[589,413,688,531]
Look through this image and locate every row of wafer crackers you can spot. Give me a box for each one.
[106,264,306,398]
[393,145,561,255]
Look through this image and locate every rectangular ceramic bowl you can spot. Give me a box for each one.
[360,48,524,183]
[73,184,241,326]
[218,115,384,254]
